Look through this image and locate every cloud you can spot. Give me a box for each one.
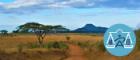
[0,0,140,14]
[47,0,86,8]
[99,0,140,9]
[0,0,43,14]
[0,0,41,9]
[79,8,140,17]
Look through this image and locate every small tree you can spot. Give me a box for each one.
[0,30,8,35]
[66,36,70,41]
[34,26,53,47]
[16,22,53,47]
[16,22,67,47]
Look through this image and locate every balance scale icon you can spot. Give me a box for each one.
[106,29,133,48]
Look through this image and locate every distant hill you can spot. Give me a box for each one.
[0,24,108,33]
[73,24,108,33]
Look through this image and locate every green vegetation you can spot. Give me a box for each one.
[66,36,71,41]
[94,40,106,52]
[13,22,67,47]
[25,41,68,50]
[44,41,68,50]
[70,40,106,52]
[136,29,140,50]
[0,30,8,34]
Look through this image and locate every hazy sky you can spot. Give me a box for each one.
[0,0,140,31]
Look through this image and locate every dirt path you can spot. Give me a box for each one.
[65,43,87,60]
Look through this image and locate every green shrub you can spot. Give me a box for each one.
[26,42,38,48]
[72,41,93,50]
[136,29,140,50]
[75,40,106,52]
[44,41,68,49]
[26,41,68,50]
[77,41,90,48]
[66,36,70,41]
[17,44,24,53]
[94,40,106,52]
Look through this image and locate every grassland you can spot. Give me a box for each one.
[0,33,139,60]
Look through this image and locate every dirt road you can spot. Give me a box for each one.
[65,43,87,60]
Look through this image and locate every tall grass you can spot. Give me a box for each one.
[136,29,140,50]
[72,40,106,52]
[25,41,68,50]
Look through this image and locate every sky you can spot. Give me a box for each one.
[0,0,140,32]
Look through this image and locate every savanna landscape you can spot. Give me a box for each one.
[0,0,140,60]
[0,22,139,60]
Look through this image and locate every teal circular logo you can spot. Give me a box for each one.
[104,24,136,56]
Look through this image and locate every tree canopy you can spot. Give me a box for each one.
[0,30,8,34]
[14,22,69,33]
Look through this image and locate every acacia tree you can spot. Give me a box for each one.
[16,22,53,47]
[0,30,8,35]
[16,22,44,33]
[16,22,66,47]
[34,25,53,46]
[52,25,67,33]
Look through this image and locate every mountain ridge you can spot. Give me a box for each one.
[74,24,108,33]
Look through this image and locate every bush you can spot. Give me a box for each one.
[94,40,106,52]
[136,29,140,50]
[77,41,91,48]
[66,36,71,41]
[26,41,68,50]
[73,40,106,52]
[17,44,24,53]
[44,41,68,49]
[26,42,38,48]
